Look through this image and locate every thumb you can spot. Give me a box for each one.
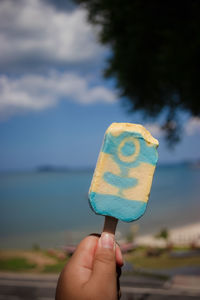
[92,232,116,283]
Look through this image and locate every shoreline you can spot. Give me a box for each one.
[135,222,200,247]
[1,221,200,250]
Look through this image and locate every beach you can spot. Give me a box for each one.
[135,222,200,247]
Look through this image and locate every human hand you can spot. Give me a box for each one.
[55,233,123,300]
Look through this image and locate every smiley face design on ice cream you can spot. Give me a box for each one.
[89,123,159,222]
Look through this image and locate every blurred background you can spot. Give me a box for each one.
[0,0,200,299]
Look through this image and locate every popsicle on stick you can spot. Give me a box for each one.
[88,123,159,235]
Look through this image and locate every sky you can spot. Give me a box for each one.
[0,0,200,171]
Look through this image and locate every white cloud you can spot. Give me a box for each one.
[185,117,200,136]
[145,123,163,138]
[0,72,116,119]
[144,117,200,139]
[0,0,104,68]
[0,0,114,120]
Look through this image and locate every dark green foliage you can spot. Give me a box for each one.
[75,0,200,144]
[155,228,169,240]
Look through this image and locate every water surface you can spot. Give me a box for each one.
[0,165,199,248]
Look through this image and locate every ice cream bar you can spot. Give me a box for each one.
[89,123,159,222]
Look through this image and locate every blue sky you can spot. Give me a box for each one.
[0,0,200,171]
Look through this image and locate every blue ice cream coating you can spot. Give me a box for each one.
[89,131,158,222]
[89,192,147,222]
[103,172,138,189]
[102,131,158,168]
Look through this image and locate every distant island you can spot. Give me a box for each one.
[36,159,200,173]
[36,165,94,173]
[158,159,200,169]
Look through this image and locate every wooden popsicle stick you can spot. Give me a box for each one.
[102,217,120,299]
[102,216,118,236]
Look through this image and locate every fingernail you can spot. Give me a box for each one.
[100,233,114,249]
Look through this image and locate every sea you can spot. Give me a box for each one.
[0,164,200,249]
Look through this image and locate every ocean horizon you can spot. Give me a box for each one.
[0,164,200,249]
